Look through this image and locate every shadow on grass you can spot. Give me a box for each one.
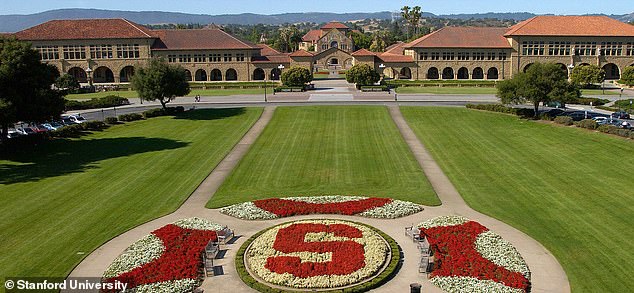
[174,108,246,121]
[0,137,188,184]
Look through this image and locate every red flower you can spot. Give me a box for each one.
[104,225,217,291]
[420,222,530,291]
[253,198,392,217]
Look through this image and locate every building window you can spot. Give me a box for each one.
[89,45,113,59]
[574,42,597,56]
[473,52,485,61]
[340,44,348,51]
[63,45,86,60]
[442,52,454,60]
[236,53,245,62]
[498,52,507,60]
[457,52,470,61]
[178,54,191,63]
[430,52,440,60]
[420,52,428,60]
[168,55,177,63]
[193,54,206,62]
[117,44,140,59]
[627,43,634,56]
[522,41,545,56]
[601,42,622,56]
[548,41,571,56]
[487,52,496,60]
[322,44,328,50]
[36,46,59,60]
[210,54,221,62]
[223,53,232,62]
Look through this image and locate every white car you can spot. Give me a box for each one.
[592,117,608,122]
[62,115,87,124]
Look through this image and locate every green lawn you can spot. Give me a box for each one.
[396,87,498,95]
[580,89,620,96]
[0,108,262,281]
[207,106,439,208]
[401,107,634,292]
[65,88,273,100]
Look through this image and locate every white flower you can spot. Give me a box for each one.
[476,231,531,279]
[358,200,423,219]
[103,234,164,279]
[417,215,470,229]
[286,195,368,203]
[219,202,278,220]
[173,217,225,231]
[431,276,525,293]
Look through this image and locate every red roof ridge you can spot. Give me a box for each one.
[221,29,259,49]
[289,49,314,57]
[504,16,538,36]
[405,27,446,48]
[351,48,376,56]
[121,18,153,38]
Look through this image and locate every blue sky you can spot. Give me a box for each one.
[1,0,632,15]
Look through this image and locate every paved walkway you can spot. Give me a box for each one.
[67,105,570,293]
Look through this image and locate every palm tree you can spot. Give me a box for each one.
[401,6,411,39]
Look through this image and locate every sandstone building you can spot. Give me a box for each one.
[8,16,634,84]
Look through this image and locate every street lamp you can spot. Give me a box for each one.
[264,75,268,103]
[567,64,574,80]
[85,67,93,87]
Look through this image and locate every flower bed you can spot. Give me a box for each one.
[102,218,225,292]
[418,216,531,293]
[242,219,391,290]
[220,196,423,220]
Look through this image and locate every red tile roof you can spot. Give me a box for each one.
[302,30,323,42]
[14,19,154,40]
[384,41,407,55]
[257,44,281,56]
[351,48,376,57]
[321,21,350,30]
[152,29,259,50]
[406,27,511,48]
[378,53,414,63]
[505,15,634,37]
[289,50,314,57]
[251,54,291,64]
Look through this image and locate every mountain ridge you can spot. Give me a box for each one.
[1,8,632,33]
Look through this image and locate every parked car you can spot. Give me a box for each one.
[611,112,631,119]
[565,111,590,121]
[41,122,64,131]
[32,125,50,133]
[61,115,87,124]
[539,108,567,117]
[619,121,632,129]
[6,130,22,139]
[16,127,36,135]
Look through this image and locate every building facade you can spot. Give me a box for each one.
[9,16,634,84]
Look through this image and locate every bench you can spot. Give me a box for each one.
[217,227,234,244]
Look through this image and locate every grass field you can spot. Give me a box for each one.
[0,108,262,281]
[65,88,273,100]
[395,87,498,95]
[401,107,634,292]
[580,89,620,96]
[207,106,439,208]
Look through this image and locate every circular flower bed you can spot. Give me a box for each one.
[237,219,399,292]
[102,218,225,292]
[220,196,423,220]
[418,216,531,293]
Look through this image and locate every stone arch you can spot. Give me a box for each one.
[271,68,281,81]
[487,67,499,80]
[383,67,396,79]
[253,68,265,80]
[94,66,114,83]
[442,67,454,80]
[195,69,207,81]
[210,69,222,81]
[330,58,339,65]
[602,63,620,80]
[184,70,193,82]
[68,67,87,83]
[399,67,412,79]
[343,58,353,69]
[523,63,534,73]
[226,68,238,81]
[119,66,134,83]
[427,67,439,80]
[556,63,569,75]
[457,67,469,80]
[472,67,484,79]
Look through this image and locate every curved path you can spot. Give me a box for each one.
[67,105,569,293]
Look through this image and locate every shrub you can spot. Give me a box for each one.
[554,116,574,126]
[105,117,119,124]
[143,108,166,119]
[118,113,143,122]
[620,66,634,86]
[629,131,634,139]
[50,124,86,138]
[577,119,598,130]
[597,124,617,133]
[569,97,610,106]
[346,64,380,87]
[65,95,130,111]
[80,121,109,131]
[281,67,313,87]
[465,104,535,118]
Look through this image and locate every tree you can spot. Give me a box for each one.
[350,31,372,50]
[55,74,80,92]
[620,66,634,86]
[570,64,605,88]
[131,58,190,110]
[369,32,387,52]
[401,5,422,39]
[278,25,302,53]
[497,62,580,117]
[281,66,312,87]
[346,64,380,88]
[0,37,65,140]
[401,6,411,39]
